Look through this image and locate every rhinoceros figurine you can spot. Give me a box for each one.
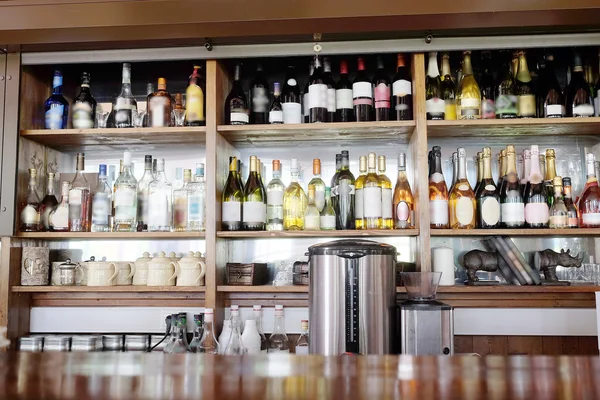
[462,250,499,283]
[534,249,583,282]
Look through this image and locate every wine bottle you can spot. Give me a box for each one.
[544,149,557,208]
[479,51,496,119]
[334,150,356,230]
[282,65,302,124]
[515,50,536,118]
[331,154,342,189]
[364,153,382,229]
[449,147,476,229]
[393,153,414,229]
[147,78,173,127]
[20,168,41,232]
[354,155,367,230]
[540,54,565,118]
[243,156,267,231]
[40,172,58,231]
[186,65,206,126]
[567,51,595,117]
[353,57,373,122]
[222,156,243,231]
[304,184,321,230]
[303,61,314,123]
[562,177,579,228]
[456,51,481,119]
[378,155,393,229]
[441,52,457,120]
[473,152,483,195]
[249,63,270,124]
[308,159,326,212]
[72,72,97,129]
[112,63,137,128]
[308,55,328,123]
[549,176,568,229]
[44,70,69,129]
[392,54,413,121]
[496,52,518,119]
[425,52,445,120]
[373,56,391,121]
[237,159,245,190]
[524,145,549,228]
[498,149,507,192]
[268,82,283,124]
[500,145,525,228]
[336,60,354,122]
[450,152,458,193]
[579,153,600,227]
[225,64,249,125]
[517,152,524,182]
[429,146,449,229]
[520,149,531,196]
[283,159,307,230]
[475,147,500,228]
[511,51,519,79]
[320,187,336,230]
[266,160,285,231]
[323,57,337,122]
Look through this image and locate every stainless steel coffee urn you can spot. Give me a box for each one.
[308,239,396,355]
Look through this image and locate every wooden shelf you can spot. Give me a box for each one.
[12,285,205,293]
[431,228,600,237]
[15,231,205,240]
[396,285,600,293]
[218,285,307,293]
[217,229,419,238]
[217,121,415,147]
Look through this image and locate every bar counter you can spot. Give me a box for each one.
[1,353,600,399]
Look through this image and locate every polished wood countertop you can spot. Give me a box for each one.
[1,353,600,399]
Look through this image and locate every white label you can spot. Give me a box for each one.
[150,97,168,127]
[269,110,283,123]
[363,187,382,218]
[582,213,600,226]
[243,201,266,223]
[315,189,325,212]
[461,98,481,107]
[72,102,94,129]
[114,188,135,207]
[546,104,565,117]
[352,81,372,99]
[429,200,449,225]
[320,215,336,229]
[187,194,204,222]
[393,80,412,96]
[455,197,474,226]
[336,89,354,109]
[525,202,549,224]
[21,205,39,224]
[295,346,309,355]
[282,103,302,124]
[303,94,309,117]
[484,185,496,192]
[252,88,269,112]
[304,215,320,230]
[50,206,68,229]
[573,104,595,117]
[148,192,169,226]
[327,88,336,112]
[69,189,82,205]
[501,202,525,224]
[230,112,249,123]
[396,201,410,222]
[308,83,328,109]
[222,201,241,222]
[92,193,110,225]
[430,172,444,184]
[481,197,500,225]
[267,189,284,206]
[382,188,393,219]
[426,98,445,114]
[355,189,364,219]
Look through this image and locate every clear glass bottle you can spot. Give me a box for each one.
[44,70,69,129]
[112,63,137,128]
[20,168,41,232]
[524,145,549,228]
[475,147,500,229]
[69,153,91,232]
[269,82,284,124]
[173,169,191,232]
[225,63,249,125]
[304,184,321,230]
[252,305,268,352]
[222,156,243,231]
[224,308,246,355]
[393,153,414,229]
[354,155,367,230]
[378,155,393,229]
[268,305,290,353]
[148,158,172,232]
[114,151,138,232]
[136,155,153,232]
[40,172,58,232]
[320,187,336,230]
[187,163,206,232]
[500,145,525,228]
[295,320,309,355]
[243,155,267,230]
[169,315,191,354]
[91,164,112,232]
[49,181,70,232]
[579,153,600,227]
[549,176,568,228]
[189,313,204,353]
[283,159,307,230]
[198,309,220,354]
[441,52,457,120]
[425,51,445,120]
[217,320,232,355]
[515,50,536,118]
[308,159,326,212]
[364,152,382,229]
[163,314,177,354]
[72,72,97,129]
[456,51,481,119]
[563,177,579,228]
[147,77,173,127]
[449,147,476,229]
[185,65,205,126]
[429,146,449,229]
[334,150,356,230]
[266,160,285,231]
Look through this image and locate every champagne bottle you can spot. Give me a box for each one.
[475,147,500,228]
[373,56,391,121]
[567,51,595,117]
[579,153,600,227]
[562,177,579,228]
[425,52,445,120]
[456,51,481,119]
[549,176,568,229]
[441,52,457,120]
[378,156,393,229]
[364,153,382,229]
[473,152,483,195]
[308,159,326,212]
[544,149,557,209]
[540,54,565,118]
[429,146,449,229]
[515,50,536,118]
[393,153,414,229]
[500,145,525,228]
[524,145,549,228]
[520,149,531,196]
[354,155,367,230]
[449,147,476,229]
[498,149,507,192]
[243,156,267,231]
[480,51,496,119]
[450,152,458,193]
[222,156,243,231]
[496,51,518,119]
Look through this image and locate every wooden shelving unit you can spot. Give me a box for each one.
[217,229,419,238]
[16,231,206,239]
[430,228,600,237]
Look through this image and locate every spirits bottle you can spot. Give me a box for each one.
[579,153,600,227]
[20,168,41,232]
[186,65,205,126]
[323,57,337,122]
[392,53,413,120]
[303,61,314,123]
[148,158,172,232]
[252,305,268,353]
[308,159,326,212]
[475,147,500,228]
[353,57,373,122]
[136,155,153,232]
[266,160,285,231]
[480,51,496,119]
[363,152,382,229]
[520,149,531,196]
[540,54,566,118]
[515,50,536,118]
[320,187,336,230]
[49,181,70,232]
[393,153,414,229]
[496,51,518,119]
[222,156,243,231]
[44,70,69,129]
[283,159,307,230]
[169,315,191,354]
[112,63,137,128]
[336,60,355,122]
[295,320,309,355]
[72,72,97,129]
[378,155,393,229]
[224,311,246,355]
[243,155,267,231]
[473,152,483,195]
[308,55,328,123]
[524,145,549,228]
[544,149,557,208]
[225,64,249,125]
[456,51,481,119]
[425,51,445,120]
[282,65,302,124]
[189,314,204,353]
[549,176,568,228]
[241,319,262,355]
[217,320,232,355]
[69,153,91,232]
[250,63,270,124]
[304,184,321,230]
[268,305,290,353]
[500,145,525,228]
[562,177,579,228]
[147,78,173,127]
[187,164,206,232]
[268,82,284,124]
[567,51,595,117]
[91,165,112,232]
[373,56,390,121]
[40,172,58,231]
[354,155,367,230]
[449,147,476,229]
[429,146,450,229]
[173,169,191,232]
[334,150,356,230]
[113,151,138,232]
[441,52,457,120]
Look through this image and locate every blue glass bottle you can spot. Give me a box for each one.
[44,70,69,129]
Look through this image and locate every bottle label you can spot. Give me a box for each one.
[45,105,65,129]
[188,194,204,222]
[517,94,536,117]
[336,89,354,110]
[222,201,241,222]
[230,112,249,124]
[295,346,309,355]
[481,99,495,119]
[173,197,187,227]
[355,188,364,219]
[308,83,328,109]
[50,206,68,229]
[243,201,266,223]
[458,98,481,119]
[327,88,337,112]
[568,217,579,227]
[320,215,336,229]
[429,200,449,225]
[549,215,568,227]
[455,197,474,225]
[21,205,40,224]
[72,101,94,129]
[352,82,373,100]
[363,187,382,218]
[374,83,391,109]
[430,172,445,184]
[481,197,500,225]
[314,189,325,212]
[392,80,412,96]
[545,104,565,118]
[267,189,284,206]
[501,202,525,224]
[495,95,517,116]
[444,101,457,120]
[186,84,205,122]
[282,103,302,124]
[426,98,445,115]
[150,97,168,127]
[252,87,269,112]
[148,193,169,226]
[573,104,595,117]
[582,213,600,226]
[92,193,110,225]
[525,202,549,224]
[269,110,283,123]
[304,214,320,230]
[396,201,410,222]
[115,188,135,207]
[69,189,82,205]
[382,188,392,219]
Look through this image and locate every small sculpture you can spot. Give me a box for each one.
[534,249,583,284]
[462,250,500,285]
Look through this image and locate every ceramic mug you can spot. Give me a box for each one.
[114,262,136,286]
[146,262,178,286]
[177,260,206,286]
[132,252,152,285]
[85,262,118,286]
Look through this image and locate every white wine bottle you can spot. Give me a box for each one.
[304,184,321,230]
[283,159,307,230]
[363,152,382,229]
[222,156,243,230]
[243,156,266,231]
[456,51,481,119]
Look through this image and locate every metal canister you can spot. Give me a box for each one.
[102,335,123,352]
[43,336,71,352]
[149,335,168,352]
[125,334,149,352]
[71,335,100,352]
[19,336,44,352]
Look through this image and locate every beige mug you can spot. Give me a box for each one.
[132,252,152,286]
[146,251,178,286]
[85,261,118,286]
[114,262,136,286]
[176,251,206,286]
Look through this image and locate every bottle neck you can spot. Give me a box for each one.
[341,156,350,171]
[427,53,440,78]
[564,185,573,199]
[506,153,517,175]
[457,154,467,180]
[441,57,451,77]
[60,184,69,201]
[273,314,285,334]
[517,54,531,82]
[46,179,55,196]
[545,157,557,181]
[290,169,299,183]
[529,150,542,182]
[554,185,563,199]
[433,154,444,174]
[272,169,281,180]
[52,75,63,94]
[483,156,493,180]
[462,54,474,75]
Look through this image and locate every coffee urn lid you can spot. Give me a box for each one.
[308,239,396,256]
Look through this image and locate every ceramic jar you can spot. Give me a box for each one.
[132,252,152,285]
[84,260,118,286]
[114,262,136,285]
[176,251,206,286]
[146,251,178,286]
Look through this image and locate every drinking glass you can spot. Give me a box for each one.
[133,109,146,128]
[172,109,186,127]
[96,110,110,128]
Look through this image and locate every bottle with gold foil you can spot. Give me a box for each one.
[562,177,579,228]
[441,52,457,120]
[429,146,449,229]
[473,152,483,195]
[266,160,285,231]
[147,77,174,127]
[393,153,414,229]
[515,50,536,118]
[544,149,557,208]
[498,149,507,192]
[308,159,326,212]
[243,156,267,231]
[378,156,393,229]
[524,145,549,228]
[186,65,205,126]
[449,147,476,229]
[364,153,382,229]
[475,147,500,228]
[500,145,525,228]
[354,155,367,229]
[456,51,481,119]
[549,176,568,229]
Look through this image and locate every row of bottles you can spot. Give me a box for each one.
[225,54,413,125]
[221,152,414,231]
[20,152,206,233]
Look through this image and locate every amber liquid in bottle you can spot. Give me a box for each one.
[449,147,476,229]
[393,153,414,229]
[579,153,600,227]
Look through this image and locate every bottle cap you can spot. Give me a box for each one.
[99,164,107,176]
[48,172,55,179]
[253,305,262,311]
[506,145,516,154]
[457,148,466,158]
[563,177,572,186]
[313,159,321,175]
[123,151,132,165]
[483,147,491,157]
[158,77,167,87]
[530,145,539,155]
[272,160,281,172]
[398,153,406,167]
[587,153,596,163]
[196,163,204,176]
[378,155,386,172]
[28,168,37,177]
[291,159,299,171]
[553,176,563,186]
[546,149,556,158]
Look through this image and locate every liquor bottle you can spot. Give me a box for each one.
[282,65,302,124]
[456,51,481,119]
[520,149,531,196]
[473,152,483,195]
[524,145,549,228]
[500,145,525,228]
[186,65,205,126]
[479,51,495,119]
[225,64,249,125]
[44,70,69,130]
[308,159,326,212]
[224,310,246,355]
[320,187,336,230]
[353,57,373,122]
[425,52,445,120]
[197,309,219,354]
[373,56,390,121]
[496,52,518,119]
[441,52,457,120]
[40,172,58,231]
[189,314,204,353]
[295,320,309,355]
[429,146,449,229]
[562,177,579,228]
[450,152,458,193]
[113,151,138,232]
[304,184,321,230]
[222,156,243,231]
[567,51,595,117]
[68,153,91,232]
[48,181,69,232]
[173,169,191,232]
[72,72,97,129]
[112,63,137,128]
[136,155,153,232]
[168,315,191,354]
[249,63,270,124]
[267,305,290,353]
[266,160,285,231]
[354,155,367,230]
[323,57,337,122]
[392,53,413,120]
[243,156,266,231]
[363,153,382,229]
[268,82,284,124]
[303,60,314,123]
[449,147,476,229]
[147,158,172,232]
[187,164,206,232]
[393,153,414,229]
[540,54,565,118]
[308,55,328,123]
[544,149,557,208]
[334,150,356,230]
[378,155,393,229]
[549,176,568,228]
[475,147,500,228]
[515,50,536,118]
[147,78,173,127]
[91,165,112,232]
[331,154,342,188]
[579,153,600,227]
[283,159,307,230]
[336,60,354,122]
[251,305,268,353]
[20,168,41,232]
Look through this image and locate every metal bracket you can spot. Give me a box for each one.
[313,33,322,54]
[425,31,433,45]
[204,38,213,52]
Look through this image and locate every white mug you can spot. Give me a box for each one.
[177,260,206,286]
[146,263,178,286]
[114,262,136,286]
[86,262,118,286]
[133,252,152,286]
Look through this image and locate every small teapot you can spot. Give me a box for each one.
[147,251,178,286]
[58,259,82,286]
[176,251,206,286]
[133,252,152,286]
